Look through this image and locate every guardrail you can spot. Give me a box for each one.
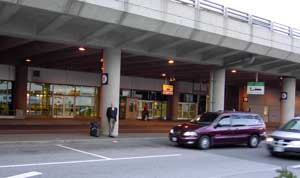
[171,0,300,39]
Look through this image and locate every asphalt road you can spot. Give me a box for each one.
[0,137,299,178]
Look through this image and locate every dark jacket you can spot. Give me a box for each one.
[106,107,118,120]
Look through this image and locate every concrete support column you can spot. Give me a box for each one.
[280,77,296,124]
[209,69,225,112]
[167,82,179,120]
[100,48,121,136]
[13,65,28,118]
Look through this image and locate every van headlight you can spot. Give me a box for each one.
[266,137,274,142]
[290,141,300,146]
[183,131,197,137]
[169,129,174,134]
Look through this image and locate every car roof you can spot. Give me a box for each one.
[205,111,259,115]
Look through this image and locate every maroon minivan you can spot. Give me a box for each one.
[169,111,266,149]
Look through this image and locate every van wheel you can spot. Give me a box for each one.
[247,135,260,148]
[198,136,210,150]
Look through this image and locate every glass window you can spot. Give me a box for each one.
[133,90,149,100]
[53,85,75,95]
[180,93,197,103]
[218,116,231,127]
[76,86,95,96]
[27,83,51,116]
[0,81,12,116]
[280,119,300,132]
[120,89,131,97]
[232,115,262,126]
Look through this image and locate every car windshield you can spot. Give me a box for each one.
[280,119,300,133]
[191,113,220,125]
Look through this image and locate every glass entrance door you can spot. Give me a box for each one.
[53,96,74,118]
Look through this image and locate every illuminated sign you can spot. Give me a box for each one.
[247,82,264,95]
[162,84,174,95]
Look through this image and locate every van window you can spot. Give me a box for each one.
[232,115,262,127]
[217,116,231,127]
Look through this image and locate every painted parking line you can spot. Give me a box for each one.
[56,144,112,160]
[0,154,181,168]
[5,171,42,178]
[291,164,300,169]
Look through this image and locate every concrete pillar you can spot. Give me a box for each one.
[100,48,121,136]
[13,65,28,118]
[167,82,179,120]
[280,77,296,124]
[209,69,225,112]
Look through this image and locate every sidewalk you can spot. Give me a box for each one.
[0,132,167,144]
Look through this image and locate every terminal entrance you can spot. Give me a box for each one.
[52,96,74,118]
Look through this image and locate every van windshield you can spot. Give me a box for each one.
[280,119,300,133]
[191,113,220,125]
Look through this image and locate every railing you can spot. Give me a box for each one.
[171,0,300,39]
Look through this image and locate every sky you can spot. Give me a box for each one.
[210,0,300,29]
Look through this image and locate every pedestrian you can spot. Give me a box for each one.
[142,103,149,121]
[106,103,118,137]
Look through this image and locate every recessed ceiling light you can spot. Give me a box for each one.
[100,58,104,62]
[25,58,31,62]
[161,73,166,77]
[78,47,86,51]
[168,59,174,64]
[231,69,237,73]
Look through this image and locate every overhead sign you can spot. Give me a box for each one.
[101,73,108,85]
[247,82,264,95]
[162,84,174,95]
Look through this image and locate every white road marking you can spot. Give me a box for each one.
[56,144,112,160]
[0,154,181,168]
[5,171,42,178]
[291,164,300,169]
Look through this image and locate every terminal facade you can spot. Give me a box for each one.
[0,0,300,136]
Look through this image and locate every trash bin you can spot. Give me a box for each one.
[90,121,100,137]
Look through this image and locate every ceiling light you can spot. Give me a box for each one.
[100,58,104,62]
[78,47,86,51]
[231,69,237,73]
[161,73,166,77]
[168,58,174,64]
[25,58,31,62]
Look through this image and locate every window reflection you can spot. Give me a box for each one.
[0,81,12,116]
[27,83,97,118]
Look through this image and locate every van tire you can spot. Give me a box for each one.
[198,136,210,150]
[247,134,260,148]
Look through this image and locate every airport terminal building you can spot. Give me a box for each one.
[1,0,300,135]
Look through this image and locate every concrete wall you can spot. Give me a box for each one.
[120,76,207,94]
[247,87,300,124]
[28,67,101,87]
[0,64,15,81]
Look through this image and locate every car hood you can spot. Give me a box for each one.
[173,123,206,131]
[271,130,300,140]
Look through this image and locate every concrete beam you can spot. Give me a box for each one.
[177,45,216,57]
[114,32,157,48]
[38,15,73,35]
[204,51,240,62]
[0,3,20,24]
[278,64,300,74]
[149,39,187,52]
[80,23,116,42]
[243,59,281,68]
[262,62,297,72]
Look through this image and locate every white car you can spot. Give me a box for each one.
[266,118,300,156]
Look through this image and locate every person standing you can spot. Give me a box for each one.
[142,103,149,121]
[106,103,118,137]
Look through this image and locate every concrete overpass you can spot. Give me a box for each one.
[0,0,300,77]
[0,0,299,136]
